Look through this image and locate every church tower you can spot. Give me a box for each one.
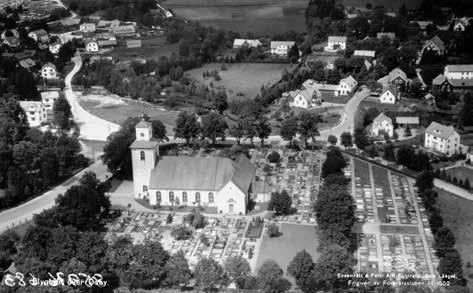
[130,119,159,200]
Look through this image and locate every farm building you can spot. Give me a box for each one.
[395,117,419,128]
[126,39,142,48]
[233,39,262,48]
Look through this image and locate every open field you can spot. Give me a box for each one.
[256,223,320,274]
[436,189,473,289]
[107,37,179,61]
[186,63,294,101]
[78,94,179,135]
[165,0,308,35]
[445,166,473,184]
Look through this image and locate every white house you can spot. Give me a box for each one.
[424,122,461,156]
[49,41,62,54]
[130,120,256,215]
[19,101,47,127]
[85,39,99,52]
[41,62,57,79]
[28,29,48,43]
[233,39,262,49]
[270,41,295,57]
[79,23,96,33]
[325,36,347,52]
[372,112,393,137]
[338,75,358,96]
[353,50,375,58]
[380,86,399,104]
[40,91,60,110]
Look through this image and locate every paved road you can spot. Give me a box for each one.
[0,161,111,234]
[65,56,120,141]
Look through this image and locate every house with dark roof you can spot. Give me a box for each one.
[377,67,409,90]
[130,120,256,214]
[422,35,445,56]
[424,122,460,155]
[28,29,49,43]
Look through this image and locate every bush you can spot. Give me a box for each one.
[267,223,280,237]
[267,151,281,163]
[171,225,193,240]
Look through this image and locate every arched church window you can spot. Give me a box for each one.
[140,151,145,161]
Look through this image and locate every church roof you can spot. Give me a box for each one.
[149,155,255,193]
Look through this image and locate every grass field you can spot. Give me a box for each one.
[165,0,308,35]
[436,189,473,289]
[78,95,179,135]
[107,37,179,62]
[445,166,473,184]
[186,63,293,102]
[256,223,319,275]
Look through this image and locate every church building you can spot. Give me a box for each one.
[130,120,256,215]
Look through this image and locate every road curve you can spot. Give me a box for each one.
[0,161,111,234]
[65,55,120,141]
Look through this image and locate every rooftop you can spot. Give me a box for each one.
[396,117,419,124]
[445,64,473,72]
[425,122,457,140]
[328,36,347,43]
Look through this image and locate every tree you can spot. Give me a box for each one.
[311,244,355,290]
[257,260,290,293]
[229,120,245,144]
[268,190,292,215]
[51,172,111,231]
[288,43,300,63]
[255,116,271,145]
[224,256,251,285]
[383,143,395,161]
[40,147,59,186]
[267,151,281,163]
[287,250,315,293]
[404,125,412,137]
[174,111,200,144]
[243,118,257,145]
[163,250,191,288]
[297,111,321,147]
[354,128,369,150]
[267,223,280,237]
[321,147,347,178]
[340,132,353,148]
[416,170,434,193]
[171,225,193,240]
[280,116,298,146]
[151,120,168,141]
[201,112,228,144]
[438,249,464,279]
[434,227,456,257]
[102,117,140,178]
[53,96,72,130]
[194,258,227,292]
[328,135,337,145]
[0,231,19,270]
[126,240,170,289]
[213,91,228,114]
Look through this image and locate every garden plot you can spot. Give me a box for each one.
[353,159,375,223]
[357,233,379,273]
[391,174,418,225]
[372,166,396,224]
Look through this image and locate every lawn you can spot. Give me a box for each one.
[256,223,319,274]
[186,63,293,102]
[445,166,473,184]
[107,37,179,62]
[165,0,308,35]
[78,94,179,135]
[436,189,473,290]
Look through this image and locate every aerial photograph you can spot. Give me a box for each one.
[0,0,473,292]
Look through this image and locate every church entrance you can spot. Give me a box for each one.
[229,204,234,214]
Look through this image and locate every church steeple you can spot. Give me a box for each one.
[135,117,153,141]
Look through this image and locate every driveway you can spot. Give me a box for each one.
[65,56,120,141]
[0,161,111,234]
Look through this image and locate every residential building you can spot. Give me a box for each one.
[41,91,59,110]
[61,18,80,27]
[98,38,117,48]
[452,17,470,32]
[288,80,320,109]
[422,35,445,56]
[19,101,47,127]
[85,39,99,52]
[380,86,399,104]
[424,122,461,155]
[126,39,142,48]
[444,64,473,80]
[353,50,376,58]
[130,120,255,214]
[372,112,393,137]
[232,39,262,49]
[270,41,295,56]
[410,20,434,30]
[377,67,409,90]
[325,36,347,52]
[3,37,19,47]
[19,58,35,70]
[28,29,48,43]
[338,75,358,96]
[1,29,19,40]
[80,23,96,33]
[112,25,136,37]
[49,41,62,54]
[433,65,473,92]
[41,62,57,79]
[395,117,419,128]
